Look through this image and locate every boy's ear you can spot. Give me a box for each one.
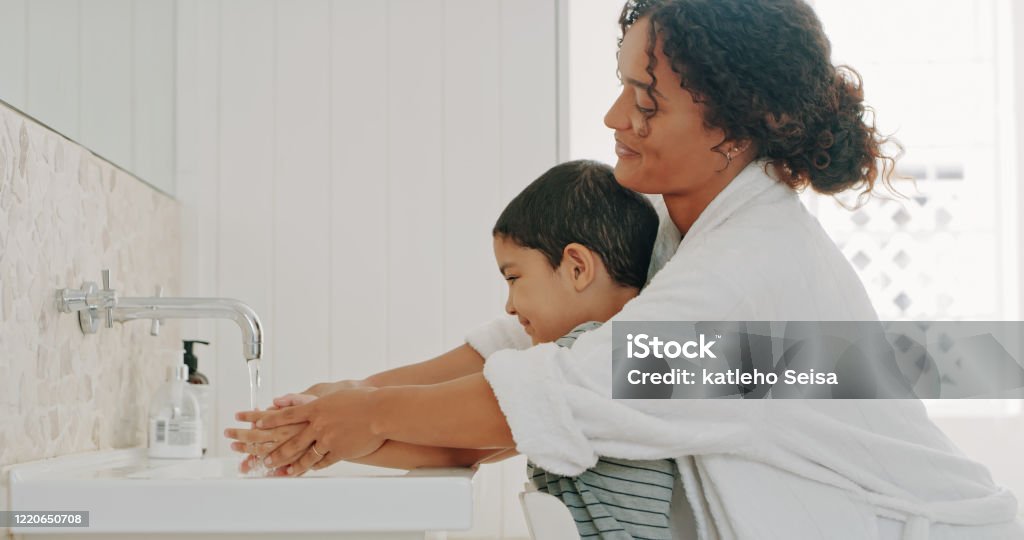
[562,243,597,291]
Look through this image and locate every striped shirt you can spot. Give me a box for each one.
[527,322,676,540]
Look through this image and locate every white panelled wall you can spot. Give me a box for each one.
[175,1,558,538]
[0,0,177,194]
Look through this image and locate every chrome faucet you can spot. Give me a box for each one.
[58,269,263,361]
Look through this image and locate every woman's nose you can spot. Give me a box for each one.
[604,89,630,131]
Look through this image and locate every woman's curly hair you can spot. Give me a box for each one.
[620,0,900,196]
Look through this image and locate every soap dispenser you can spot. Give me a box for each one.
[183,339,213,455]
[148,355,203,459]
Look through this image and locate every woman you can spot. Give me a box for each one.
[228,1,1022,538]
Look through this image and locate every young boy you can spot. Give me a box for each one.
[490,159,656,346]
[489,159,675,540]
[243,160,674,539]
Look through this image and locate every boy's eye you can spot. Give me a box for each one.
[504,276,518,283]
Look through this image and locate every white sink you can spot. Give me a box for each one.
[3,448,473,538]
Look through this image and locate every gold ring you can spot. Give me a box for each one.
[311,443,326,458]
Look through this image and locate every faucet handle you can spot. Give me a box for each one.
[57,268,118,334]
[150,286,163,336]
[102,270,114,328]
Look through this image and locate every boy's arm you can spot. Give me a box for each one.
[307,315,529,396]
[305,343,486,396]
[366,344,486,387]
[470,447,520,467]
[347,440,515,470]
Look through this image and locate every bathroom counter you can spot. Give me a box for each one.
[2,448,473,539]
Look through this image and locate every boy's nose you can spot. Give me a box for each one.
[504,295,516,316]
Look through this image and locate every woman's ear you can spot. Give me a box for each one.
[561,243,597,292]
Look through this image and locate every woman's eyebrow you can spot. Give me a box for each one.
[623,75,665,99]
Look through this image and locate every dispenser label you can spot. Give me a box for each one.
[150,418,198,446]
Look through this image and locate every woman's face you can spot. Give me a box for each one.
[604,16,729,196]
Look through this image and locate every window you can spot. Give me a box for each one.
[811,0,1019,417]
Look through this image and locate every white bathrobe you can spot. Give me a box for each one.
[467,161,1023,540]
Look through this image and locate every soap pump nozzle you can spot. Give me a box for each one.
[183,340,210,380]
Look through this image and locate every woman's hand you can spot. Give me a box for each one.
[235,386,386,477]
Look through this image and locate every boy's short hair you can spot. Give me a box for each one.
[493,160,659,290]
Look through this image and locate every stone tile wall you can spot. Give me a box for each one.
[0,100,181,468]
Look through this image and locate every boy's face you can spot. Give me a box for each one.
[493,236,583,345]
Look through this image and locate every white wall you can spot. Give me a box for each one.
[0,0,176,194]
[175,1,558,538]
[564,0,627,165]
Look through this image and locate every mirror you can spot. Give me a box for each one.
[0,0,177,196]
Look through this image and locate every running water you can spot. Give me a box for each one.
[246,358,268,477]
[247,358,262,410]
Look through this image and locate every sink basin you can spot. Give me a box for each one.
[3,448,473,537]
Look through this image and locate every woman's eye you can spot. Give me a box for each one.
[635,103,655,115]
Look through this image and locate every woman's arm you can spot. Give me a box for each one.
[251,373,517,474]
[369,373,516,449]
[234,389,515,474]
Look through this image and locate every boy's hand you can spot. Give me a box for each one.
[230,393,318,473]
[272,392,318,409]
[302,379,367,398]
